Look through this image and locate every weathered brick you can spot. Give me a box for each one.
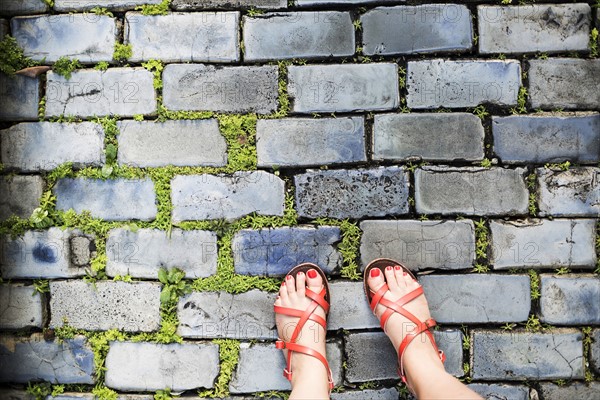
[243,11,354,61]
[50,281,161,332]
[232,227,341,276]
[162,64,278,114]
[172,0,286,9]
[328,281,379,330]
[421,274,530,323]
[407,60,521,108]
[288,63,399,113]
[295,167,410,219]
[478,5,591,54]
[0,74,40,121]
[1,122,105,172]
[540,275,600,325]
[0,19,8,36]
[592,329,600,374]
[49,394,153,400]
[415,166,529,216]
[178,290,276,339]
[362,5,472,55]
[0,175,44,220]
[54,178,157,221]
[330,388,399,400]
[256,117,366,167]
[105,341,219,391]
[472,330,584,380]
[55,0,162,12]
[0,390,33,400]
[467,384,529,400]
[298,0,397,5]
[538,382,600,399]
[125,12,239,63]
[117,120,227,168]
[528,59,600,109]
[0,284,45,329]
[373,113,484,162]
[11,15,116,63]
[493,113,600,164]
[46,68,156,118]
[360,220,476,271]
[0,334,95,384]
[0,0,48,16]
[171,171,285,221]
[537,167,600,217]
[106,228,217,279]
[490,219,597,270]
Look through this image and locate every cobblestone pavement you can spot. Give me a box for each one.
[0,1,599,399]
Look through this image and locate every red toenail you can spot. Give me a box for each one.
[370,268,380,277]
[386,266,393,271]
[281,281,285,286]
[403,271,407,276]
[298,271,304,276]
[287,275,292,280]
[394,266,401,270]
[307,270,317,279]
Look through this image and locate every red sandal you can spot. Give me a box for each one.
[274,263,334,390]
[363,258,446,386]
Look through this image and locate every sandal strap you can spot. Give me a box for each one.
[273,305,327,330]
[276,340,334,389]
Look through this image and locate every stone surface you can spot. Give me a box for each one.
[0,390,34,400]
[256,117,366,167]
[0,0,48,16]
[0,334,95,384]
[295,167,410,219]
[330,388,399,400]
[406,59,521,108]
[172,0,286,9]
[478,5,591,53]
[467,384,529,400]
[288,63,399,113]
[177,290,276,339]
[0,284,45,329]
[328,281,379,330]
[106,228,218,279]
[373,113,484,162]
[528,59,600,109]
[1,122,105,172]
[171,171,285,221]
[0,74,40,121]
[243,11,354,61]
[592,329,600,374]
[362,5,472,55]
[46,68,156,118]
[0,19,8,37]
[49,394,153,400]
[490,219,597,269]
[50,281,161,332]
[298,0,397,4]
[162,64,278,114]
[104,341,219,391]
[537,167,600,217]
[55,0,162,11]
[472,330,584,380]
[117,120,227,168]
[54,178,157,221]
[125,12,239,63]
[492,113,600,164]
[538,382,600,400]
[0,175,44,220]
[360,220,476,271]
[415,166,529,216]
[11,15,116,63]
[540,275,600,325]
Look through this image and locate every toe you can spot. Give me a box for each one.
[296,271,306,298]
[384,265,399,290]
[306,268,323,294]
[394,265,409,287]
[285,274,296,296]
[367,267,386,294]
[278,281,289,302]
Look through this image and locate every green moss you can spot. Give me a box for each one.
[91,386,119,400]
[596,220,600,274]
[590,28,598,58]
[33,279,50,294]
[529,269,540,300]
[38,96,46,121]
[42,0,54,7]
[94,61,110,71]
[113,43,132,63]
[90,6,113,17]
[545,160,571,171]
[199,339,240,398]
[26,382,52,400]
[154,388,175,400]
[528,193,537,216]
[0,35,38,75]
[479,158,492,168]
[218,113,258,172]
[136,0,171,15]
[52,57,82,80]
[142,59,164,90]
[525,314,543,332]
[510,87,528,115]
[261,60,290,119]
[472,219,490,273]
[471,105,489,120]
[314,218,361,280]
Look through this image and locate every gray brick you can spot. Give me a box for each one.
[1,122,105,172]
[467,384,529,400]
[0,390,34,400]
[493,113,600,164]
[528,59,600,109]
[243,11,354,61]
[362,5,472,55]
[0,0,48,16]
[0,19,8,36]
[538,382,600,400]
[106,228,217,279]
[540,275,600,325]
[295,167,410,219]
[0,74,40,121]
[328,281,378,330]
[178,290,276,339]
[125,12,239,63]
[537,167,600,217]
[171,171,285,222]
[472,330,584,380]
[592,329,600,374]
[0,284,45,329]
[407,59,521,109]
[0,175,44,220]
[55,0,162,12]
[0,334,95,384]
[50,280,161,332]
[117,120,227,168]
[232,226,341,276]
[11,15,116,63]
[54,177,157,221]
[373,113,484,162]
[478,5,591,54]
[105,341,219,391]
[415,166,529,216]
[172,0,286,9]
[421,274,530,323]
[490,219,597,270]
[330,388,399,400]
[360,220,476,271]
[256,117,366,167]
[50,395,153,400]
[298,0,397,5]
[288,63,399,113]
[163,64,278,114]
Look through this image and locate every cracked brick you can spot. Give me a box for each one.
[591,329,600,374]
[536,167,600,217]
[467,384,529,400]
[0,175,44,221]
[540,275,600,325]
[171,0,286,9]
[538,382,600,399]
[0,284,45,329]
[54,0,162,11]
[0,0,48,16]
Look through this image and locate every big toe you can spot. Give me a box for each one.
[367,267,386,294]
[306,268,324,293]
